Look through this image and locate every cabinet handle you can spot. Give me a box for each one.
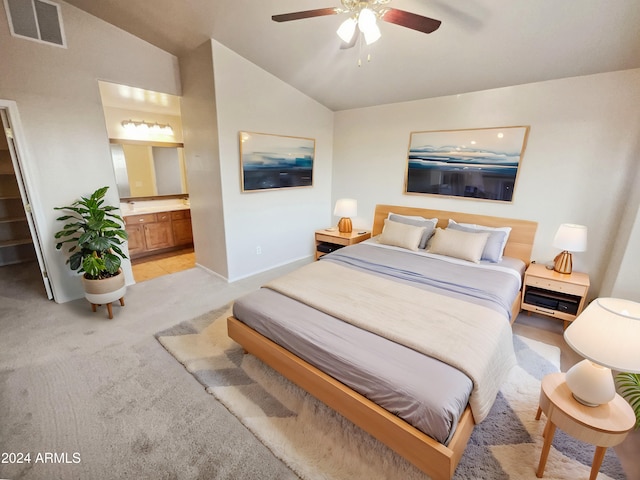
[139,219,144,222]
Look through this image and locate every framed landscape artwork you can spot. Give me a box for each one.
[405,126,529,202]
[239,131,315,192]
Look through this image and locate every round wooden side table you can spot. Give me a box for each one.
[535,372,635,480]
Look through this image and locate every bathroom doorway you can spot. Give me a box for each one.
[97,81,195,282]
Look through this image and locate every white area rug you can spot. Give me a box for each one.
[156,307,627,480]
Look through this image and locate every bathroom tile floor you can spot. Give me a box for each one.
[131,247,195,282]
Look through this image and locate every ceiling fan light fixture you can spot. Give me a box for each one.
[273,2,442,52]
[363,23,381,44]
[357,7,377,32]
[357,7,381,45]
[336,17,357,43]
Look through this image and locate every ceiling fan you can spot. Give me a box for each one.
[272,0,441,47]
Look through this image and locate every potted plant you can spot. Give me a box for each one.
[54,186,128,318]
[616,372,640,429]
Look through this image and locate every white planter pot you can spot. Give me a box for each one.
[81,271,126,318]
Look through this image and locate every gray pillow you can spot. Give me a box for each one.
[388,213,437,249]
[446,222,508,263]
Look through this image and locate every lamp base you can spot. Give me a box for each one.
[571,393,601,408]
[565,359,615,407]
[553,250,573,274]
[337,217,352,233]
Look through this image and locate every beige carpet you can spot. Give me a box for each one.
[0,264,302,480]
[157,307,627,480]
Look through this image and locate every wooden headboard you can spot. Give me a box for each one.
[372,204,538,265]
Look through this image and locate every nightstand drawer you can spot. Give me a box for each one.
[314,229,370,260]
[521,302,577,322]
[526,276,587,296]
[316,232,349,245]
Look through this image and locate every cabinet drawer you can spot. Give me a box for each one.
[156,212,171,222]
[125,213,156,225]
[525,276,586,296]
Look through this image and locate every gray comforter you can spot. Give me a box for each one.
[232,242,522,445]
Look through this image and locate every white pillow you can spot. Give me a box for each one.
[447,219,512,262]
[378,219,426,251]
[427,227,490,263]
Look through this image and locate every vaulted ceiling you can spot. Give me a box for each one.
[64,0,640,111]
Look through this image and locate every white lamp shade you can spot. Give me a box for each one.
[358,8,377,31]
[333,198,357,218]
[363,23,381,45]
[553,223,587,252]
[564,298,640,373]
[358,8,381,45]
[336,17,357,43]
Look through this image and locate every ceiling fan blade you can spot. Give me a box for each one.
[380,8,441,34]
[272,8,339,23]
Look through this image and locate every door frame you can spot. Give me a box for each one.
[0,100,53,299]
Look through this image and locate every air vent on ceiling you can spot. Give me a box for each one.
[4,0,66,47]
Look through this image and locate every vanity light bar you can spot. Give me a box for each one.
[121,120,173,135]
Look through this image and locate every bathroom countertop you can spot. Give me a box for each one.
[121,202,190,216]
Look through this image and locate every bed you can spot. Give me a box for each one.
[227,204,537,480]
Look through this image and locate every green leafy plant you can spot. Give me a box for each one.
[54,186,128,280]
[615,372,640,429]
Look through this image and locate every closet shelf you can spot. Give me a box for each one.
[0,238,33,248]
[0,216,27,224]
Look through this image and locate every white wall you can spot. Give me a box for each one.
[179,41,228,278]
[211,40,334,281]
[332,69,640,297]
[601,146,640,302]
[0,2,181,302]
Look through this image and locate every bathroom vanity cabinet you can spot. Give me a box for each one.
[124,209,192,259]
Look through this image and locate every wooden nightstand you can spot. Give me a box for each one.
[315,229,371,260]
[521,263,590,329]
[535,372,635,480]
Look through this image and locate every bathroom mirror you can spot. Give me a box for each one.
[110,141,188,200]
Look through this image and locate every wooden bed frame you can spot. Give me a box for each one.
[228,205,537,480]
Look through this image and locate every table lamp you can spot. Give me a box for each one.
[552,223,587,274]
[333,198,357,233]
[563,297,640,406]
